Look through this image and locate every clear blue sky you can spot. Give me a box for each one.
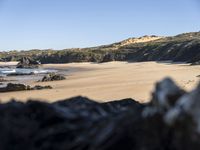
[0,0,199,51]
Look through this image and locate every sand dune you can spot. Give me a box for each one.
[120,36,163,46]
[0,61,200,103]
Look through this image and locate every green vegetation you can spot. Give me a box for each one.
[0,32,200,64]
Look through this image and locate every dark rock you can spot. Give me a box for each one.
[142,78,200,150]
[40,73,66,82]
[7,72,35,76]
[4,83,30,92]
[191,61,200,65]
[31,85,52,90]
[151,78,186,111]
[1,78,200,149]
[165,83,200,128]
[0,83,52,92]
[16,57,41,69]
[0,97,143,150]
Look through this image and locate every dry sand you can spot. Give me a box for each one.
[0,61,200,103]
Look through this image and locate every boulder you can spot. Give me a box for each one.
[16,57,41,69]
[40,73,66,82]
[0,96,143,150]
[5,83,30,91]
[151,78,185,111]
[142,78,200,150]
[165,83,200,129]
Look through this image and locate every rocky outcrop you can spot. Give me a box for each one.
[1,78,200,149]
[16,57,41,68]
[0,83,52,92]
[40,73,66,82]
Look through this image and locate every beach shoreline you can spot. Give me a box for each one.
[0,61,199,103]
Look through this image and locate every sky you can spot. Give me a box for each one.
[0,0,199,51]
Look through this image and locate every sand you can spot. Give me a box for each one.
[0,61,200,103]
[0,61,18,66]
[120,36,163,46]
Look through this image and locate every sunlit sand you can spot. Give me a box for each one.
[0,61,200,103]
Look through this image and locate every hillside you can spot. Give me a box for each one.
[0,31,200,64]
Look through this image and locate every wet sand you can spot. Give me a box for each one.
[0,61,200,103]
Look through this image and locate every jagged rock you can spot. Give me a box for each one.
[143,78,186,117]
[0,97,143,150]
[16,57,41,68]
[143,78,200,149]
[40,73,66,82]
[165,83,200,130]
[151,78,186,111]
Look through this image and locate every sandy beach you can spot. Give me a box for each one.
[0,61,200,103]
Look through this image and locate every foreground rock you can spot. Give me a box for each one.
[40,73,66,82]
[0,83,52,92]
[1,78,200,149]
[16,57,41,68]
